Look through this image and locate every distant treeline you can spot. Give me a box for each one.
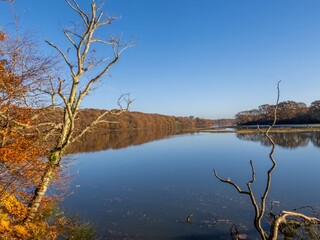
[74,109,213,131]
[76,109,234,131]
[236,100,320,125]
[62,111,233,153]
[32,108,234,150]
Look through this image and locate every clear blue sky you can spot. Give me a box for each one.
[1,0,320,119]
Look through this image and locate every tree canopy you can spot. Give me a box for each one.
[235,100,319,125]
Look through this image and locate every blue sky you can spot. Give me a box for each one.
[1,0,320,119]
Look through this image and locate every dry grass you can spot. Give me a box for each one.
[236,127,320,134]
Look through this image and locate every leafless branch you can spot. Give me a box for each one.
[63,29,78,50]
[45,40,75,77]
[69,108,126,145]
[117,93,135,110]
[65,0,90,27]
[213,169,250,195]
[213,81,279,240]
[214,81,320,239]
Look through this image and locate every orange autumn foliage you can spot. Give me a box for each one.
[0,191,57,239]
[0,30,57,238]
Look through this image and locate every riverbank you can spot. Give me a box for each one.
[236,124,320,133]
[199,124,320,134]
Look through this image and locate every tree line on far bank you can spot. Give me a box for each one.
[77,109,234,131]
[236,100,320,125]
[80,109,214,131]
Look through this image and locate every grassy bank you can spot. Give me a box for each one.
[236,126,320,134]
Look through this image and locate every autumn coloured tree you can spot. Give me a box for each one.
[1,0,153,227]
[309,100,320,122]
[0,30,58,238]
[236,100,317,125]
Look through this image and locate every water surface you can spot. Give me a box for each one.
[62,131,320,239]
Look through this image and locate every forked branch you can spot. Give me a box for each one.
[213,81,319,239]
[117,93,135,111]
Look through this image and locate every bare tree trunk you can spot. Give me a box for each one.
[24,0,131,222]
[25,121,68,222]
[25,162,57,221]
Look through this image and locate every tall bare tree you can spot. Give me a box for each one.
[26,0,132,221]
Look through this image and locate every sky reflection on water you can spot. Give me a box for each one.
[62,132,320,239]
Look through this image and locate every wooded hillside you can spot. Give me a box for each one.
[76,109,222,131]
[236,100,320,125]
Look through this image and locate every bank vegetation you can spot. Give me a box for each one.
[236,100,320,126]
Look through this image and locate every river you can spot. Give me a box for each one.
[61,131,320,239]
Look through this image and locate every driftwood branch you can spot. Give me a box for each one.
[271,211,320,240]
[213,81,319,239]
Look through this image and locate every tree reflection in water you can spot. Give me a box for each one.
[237,132,320,149]
[68,128,187,154]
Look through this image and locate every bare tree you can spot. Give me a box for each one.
[214,81,320,240]
[34,69,60,109]
[25,0,133,221]
[117,93,135,111]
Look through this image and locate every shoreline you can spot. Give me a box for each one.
[199,126,320,134]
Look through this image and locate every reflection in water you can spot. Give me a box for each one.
[236,132,320,149]
[69,128,320,153]
[311,132,320,147]
[68,128,187,154]
[71,130,320,154]
[218,130,320,239]
[62,132,320,239]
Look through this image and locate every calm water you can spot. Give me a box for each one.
[62,131,320,239]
